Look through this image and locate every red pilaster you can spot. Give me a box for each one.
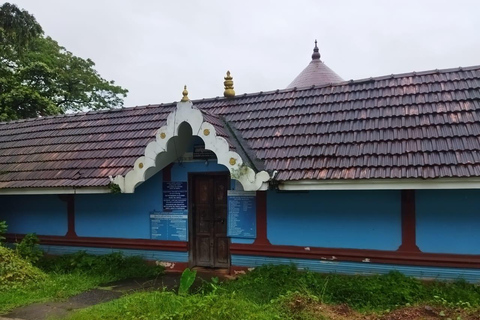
[398,190,420,252]
[59,195,77,238]
[253,191,271,246]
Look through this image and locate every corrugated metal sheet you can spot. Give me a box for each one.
[232,255,480,283]
[40,245,188,262]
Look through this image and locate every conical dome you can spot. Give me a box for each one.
[287,41,343,88]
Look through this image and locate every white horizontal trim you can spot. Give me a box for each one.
[280,178,480,190]
[0,187,110,195]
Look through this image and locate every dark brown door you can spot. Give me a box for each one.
[191,173,229,268]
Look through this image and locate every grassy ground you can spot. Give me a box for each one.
[0,251,163,315]
[3,249,480,320]
[0,272,110,314]
[63,265,480,320]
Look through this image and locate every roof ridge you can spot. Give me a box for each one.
[1,64,479,127]
[191,64,480,103]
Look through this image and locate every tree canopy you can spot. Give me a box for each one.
[0,3,128,121]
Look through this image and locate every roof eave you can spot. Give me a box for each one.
[279,177,480,191]
[0,186,111,195]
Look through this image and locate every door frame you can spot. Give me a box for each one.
[188,171,231,268]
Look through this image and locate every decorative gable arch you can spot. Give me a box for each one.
[111,100,270,193]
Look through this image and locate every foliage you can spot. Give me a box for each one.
[0,2,43,58]
[0,246,46,291]
[0,3,128,121]
[14,233,43,264]
[0,220,7,244]
[178,268,197,295]
[108,182,121,194]
[38,251,164,281]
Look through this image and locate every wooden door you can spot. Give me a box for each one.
[191,174,229,268]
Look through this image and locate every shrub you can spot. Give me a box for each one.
[38,251,164,281]
[15,233,43,264]
[0,246,47,290]
[0,220,7,245]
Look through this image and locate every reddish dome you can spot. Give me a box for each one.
[287,41,343,88]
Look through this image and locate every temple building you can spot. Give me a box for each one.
[1,42,480,281]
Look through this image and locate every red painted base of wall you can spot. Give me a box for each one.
[7,234,479,270]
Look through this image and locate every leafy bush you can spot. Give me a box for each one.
[0,220,7,244]
[38,251,164,281]
[0,246,46,290]
[15,233,43,264]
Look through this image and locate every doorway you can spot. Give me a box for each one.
[189,173,230,268]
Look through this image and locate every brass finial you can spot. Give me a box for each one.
[181,85,189,102]
[223,71,235,98]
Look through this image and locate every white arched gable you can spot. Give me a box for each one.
[111,100,270,193]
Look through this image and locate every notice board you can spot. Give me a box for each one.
[163,181,188,211]
[150,211,188,241]
[227,190,256,238]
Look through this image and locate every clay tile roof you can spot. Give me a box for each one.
[2,64,480,189]
[286,41,343,88]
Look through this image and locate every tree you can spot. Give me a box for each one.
[0,3,128,121]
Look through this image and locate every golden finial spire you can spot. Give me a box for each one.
[181,85,189,102]
[223,71,235,98]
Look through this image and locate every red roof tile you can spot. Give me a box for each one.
[2,65,480,189]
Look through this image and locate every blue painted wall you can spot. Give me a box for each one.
[170,161,228,181]
[75,160,230,240]
[267,190,402,250]
[416,189,480,255]
[0,194,67,236]
[75,172,163,239]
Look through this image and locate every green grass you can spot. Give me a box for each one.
[63,291,283,320]
[220,264,480,311]
[61,265,480,320]
[0,251,164,315]
[0,272,109,314]
[4,261,480,319]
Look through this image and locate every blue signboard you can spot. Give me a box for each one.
[150,211,188,241]
[163,181,188,211]
[227,191,256,238]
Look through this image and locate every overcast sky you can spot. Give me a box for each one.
[12,0,480,107]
